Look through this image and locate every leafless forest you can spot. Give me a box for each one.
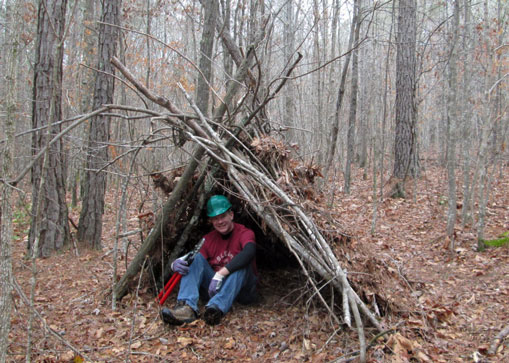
[0,0,508,362]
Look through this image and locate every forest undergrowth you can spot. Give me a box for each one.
[7,164,508,362]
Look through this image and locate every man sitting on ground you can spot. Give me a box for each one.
[161,195,258,325]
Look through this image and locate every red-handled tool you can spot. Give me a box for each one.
[158,238,206,305]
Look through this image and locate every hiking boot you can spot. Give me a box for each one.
[161,301,197,325]
[204,304,223,325]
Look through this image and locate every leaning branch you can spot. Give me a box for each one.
[4,106,110,187]
[111,57,210,140]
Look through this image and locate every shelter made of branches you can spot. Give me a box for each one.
[109,31,384,361]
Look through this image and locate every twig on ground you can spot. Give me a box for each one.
[12,277,93,362]
[130,351,167,360]
[488,324,509,355]
[125,256,148,362]
[330,323,402,363]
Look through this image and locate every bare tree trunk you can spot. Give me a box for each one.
[26,2,70,346]
[195,0,218,114]
[476,0,505,251]
[79,0,97,113]
[220,0,233,78]
[78,0,121,249]
[324,0,359,177]
[0,187,13,362]
[477,160,489,251]
[357,2,370,173]
[71,0,96,209]
[0,2,18,358]
[379,0,396,198]
[446,0,460,249]
[460,0,474,226]
[391,0,418,197]
[283,0,296,140]
[29,0,70,257]
[145,0,152,88]
[344,0,361,194]
[327,0,340,147]
[313,0,323,156]
[492,0,506,173]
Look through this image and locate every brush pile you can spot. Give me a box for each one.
[110,39,392,361]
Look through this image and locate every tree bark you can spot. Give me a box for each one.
[78,0,121,249]
[327,0,340,158]
[476,0,499,251]
[71,0,96,209]
[313,0,323,154]
[220,0,233,78]
[379,0,396,198]
[79,0,97,114]
[29,0,70,257]
[324,0,358,178]
[392,0,418,196]
[0,187,13,363]
[344,0,361,194]
[283,0,296,140]
[0,2,18,358]
[196,0,218,114]
[446,0,460,247]
[145,0,152,89]
[460,0,474,226]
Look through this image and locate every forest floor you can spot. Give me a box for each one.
[7,164,509,362]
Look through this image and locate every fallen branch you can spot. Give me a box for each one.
[117,229,143,238]
[489,324,509,355]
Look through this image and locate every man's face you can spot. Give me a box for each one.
[210,210,234,235]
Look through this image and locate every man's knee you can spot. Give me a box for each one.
[191,253,206,264]
[189,253,208,271]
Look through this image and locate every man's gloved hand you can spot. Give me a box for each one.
[171,258,189,275]
[208,273,225,298]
